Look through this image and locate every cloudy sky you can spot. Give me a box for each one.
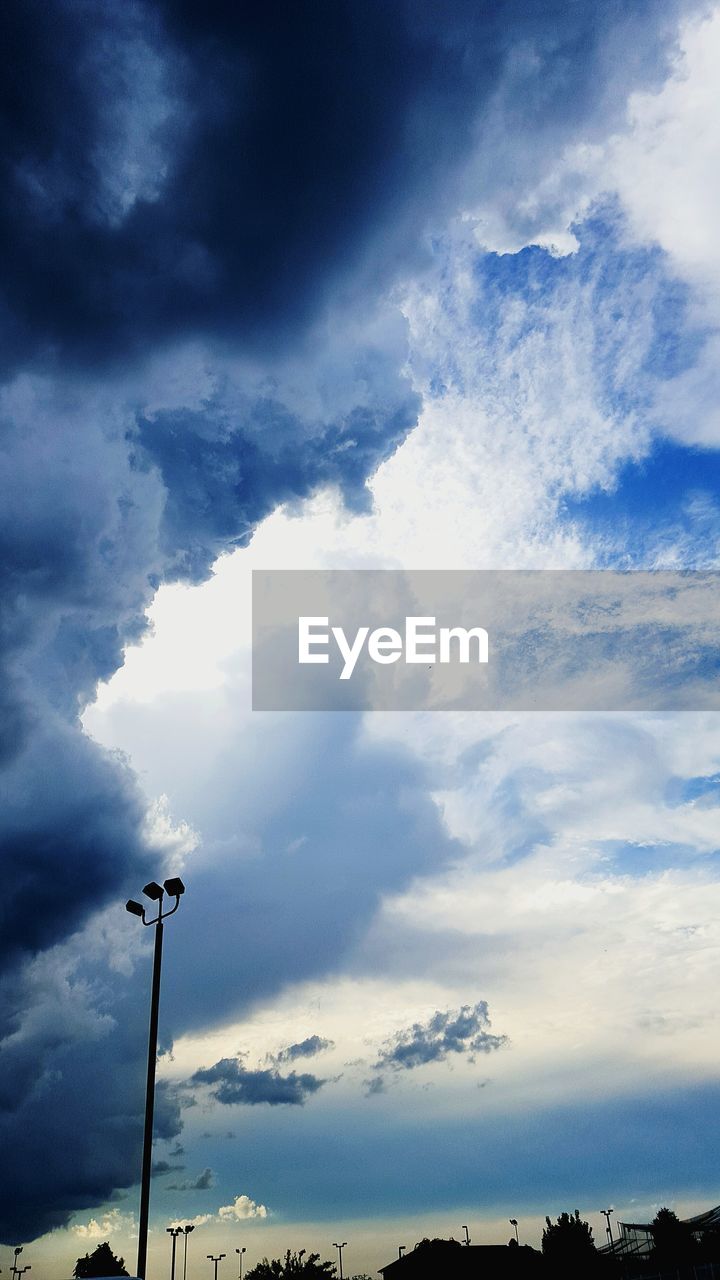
[3,1,720,1276]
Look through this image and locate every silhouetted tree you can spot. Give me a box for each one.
[244,1251,336,1280]
[542,1211,597,1271]
[650,1208,695,1264]
[73,1243,128,1278]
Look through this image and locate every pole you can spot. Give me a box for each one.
[168,1230,181,1280]
[208,1256,225,1280]
[137,917,164,1280]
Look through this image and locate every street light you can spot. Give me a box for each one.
[509,1219,519,1244]
[183,1225,196,1280]
[168,1227,183,1280]
[207,1255,226,1280]
[601,1208,615,1249]
[332,1242,347,1280]
[461,1226,470,1247]
[397,1247,406,1259]
[126,876,186,1280]
[235,1248,246,1280]
[12,1250,29,1280]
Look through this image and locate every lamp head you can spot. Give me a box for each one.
[143,880,164,900]
[185,1226,195,1235]
[126,899,144,917]
[164,876,186,897]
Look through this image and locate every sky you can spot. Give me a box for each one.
[2,0,720,1276]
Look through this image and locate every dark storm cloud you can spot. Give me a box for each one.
[0,0,692,372]
[192,1057,327,1107]
[272,1036,335,1065]
[373,1002,508,1076]
[0,0,703,1245]
[0,948,183,1240]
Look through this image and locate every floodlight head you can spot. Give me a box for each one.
[143,880,164,900]
[126,899,144,917]
[164,876,186,897]
[185,1225,195,1235]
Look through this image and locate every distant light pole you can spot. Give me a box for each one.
[601,1208,615,1249]
[235,1248,246,1280]
[333,1242,347,1280]
[461,1226,470,1247]
[509,1220,519,1244]
[12,1250,29,1280]
[207,1256,226,1280]
[126,876,186,1280]
[168,1227,183,1280]
[183,1225,196,1280]
[398,1247,406,1259]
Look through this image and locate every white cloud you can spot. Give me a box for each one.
[73,1209,136,1240]
[218,1195,269,1221]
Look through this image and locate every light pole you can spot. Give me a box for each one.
[207,1255,225,1280]
[183,1225,196,1280]
[601,1208,615,1249]
[12,1251,29,1280]
[168,1227,183,1280]
[235,1248,246,1280]
[333,1242,347,1280]
[509,1219,519,1244]
[461,1226,470,1247]
[398,1247,406,1259]
[126,876,186,1280]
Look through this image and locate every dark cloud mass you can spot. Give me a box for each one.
[0,0,702,1244]
[0,0,688,370]
[192,1057,326,1106]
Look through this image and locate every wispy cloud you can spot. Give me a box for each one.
[270,1035,335,1065]
[166,1168,216,1192]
